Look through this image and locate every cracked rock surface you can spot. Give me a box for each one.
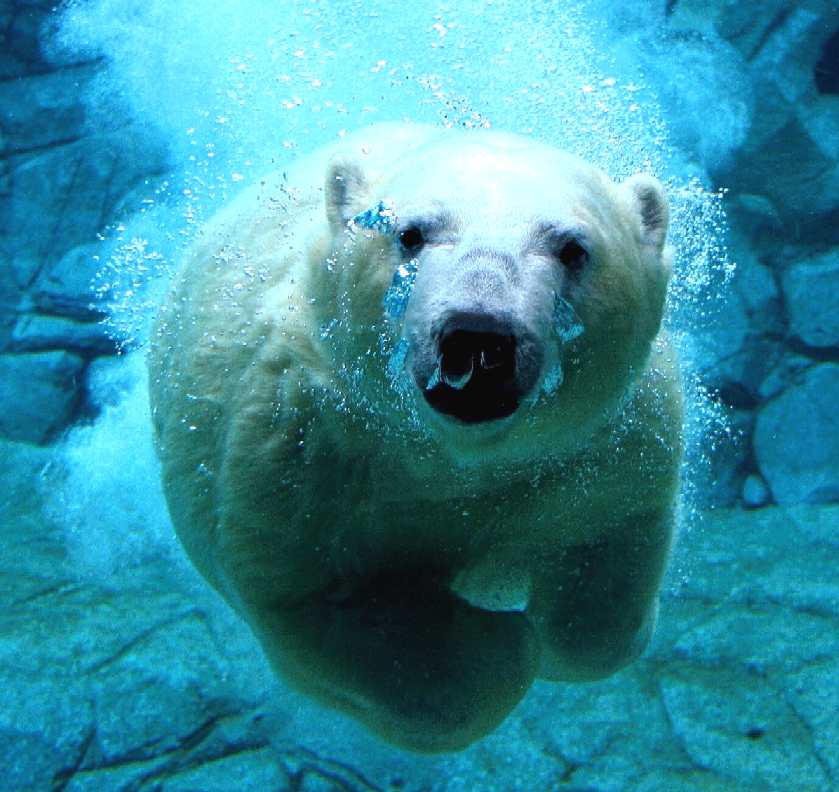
[0,0,169,444]
[1,441,836,791]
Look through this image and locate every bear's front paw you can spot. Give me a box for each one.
[255,569,540,752]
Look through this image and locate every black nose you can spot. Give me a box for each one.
[424,313,521,424]
[439,328,516,386]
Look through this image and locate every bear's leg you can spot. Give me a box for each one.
[529,508,674,682]
[255,568,539,752]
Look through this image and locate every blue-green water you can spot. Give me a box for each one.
[1,0,838,789]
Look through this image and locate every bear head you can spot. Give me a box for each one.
[313,129,671,461]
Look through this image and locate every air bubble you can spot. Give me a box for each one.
[386,337,409,385]
[541,365,564,395]
[426,362,442,390]
[351,200,397,234]
[383,259,418,320]
[553,294,585,342]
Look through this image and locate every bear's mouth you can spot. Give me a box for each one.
[419,313,532,424]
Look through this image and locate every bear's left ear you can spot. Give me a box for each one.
[621,174,669,255]
[325,157,368,233]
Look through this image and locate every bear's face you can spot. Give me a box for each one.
[320,132,671,455]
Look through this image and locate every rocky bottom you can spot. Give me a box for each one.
[0,440,836,792]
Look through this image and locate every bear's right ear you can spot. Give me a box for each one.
[621,173,669,255]
[325,157,368,233]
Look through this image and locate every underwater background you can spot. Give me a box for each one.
[1,0,838,789]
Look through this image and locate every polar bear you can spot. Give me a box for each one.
[148,124,682,753]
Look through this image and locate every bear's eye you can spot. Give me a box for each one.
[555,238,589,272]
[398,226,425,255]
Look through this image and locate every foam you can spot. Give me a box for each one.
[50,0,675,178]
[45,352,179,581]
[48,0,692,351]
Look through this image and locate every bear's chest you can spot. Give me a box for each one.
[315,452,602,579]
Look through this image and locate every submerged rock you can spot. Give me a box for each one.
[0,351,84,443]
[2,131,167,287]
[755,363,839,504]
[742,472,771,508]
[11,314,117,356]
[782,249,839,348]
[690,225,782,407]
[28,242,106,322]
[0,63,95,155]
[671,1,839,234]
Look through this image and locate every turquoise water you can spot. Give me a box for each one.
[1,1,838,789]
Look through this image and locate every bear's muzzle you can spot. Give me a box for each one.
[420,311,541,424]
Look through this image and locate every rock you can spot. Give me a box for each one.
[801,93,839,160]
[815,26,839,94]
[635,28,754,171]
[0,350,85,443]
[162,748,289,791]
[27,242,106,321]
[688,406,753,509]
[4,3,61,68]
[10,313,118,356]
[668,0,791,59]
[0,45,29,83]
[787,658,839,781]
[725,107,839,227]
[634,770,732,792]
[725,193,784,259]
[0,63,94,155]
[665,505,839,618]
[0,435,339,791]
[659,667,829,791]
[758,353,813,401]
[755,363,839,504]
[749,7,829,102]
[3,143,110,289]
[671,599,839,672]
[1,129,168,290]
[0,253,20,348]
[592,1,668,35]
[690,234,782,405]
[782,248,839,348]
[0,730,65,791]
[731,237,781,327]
[672,1,839,228]
[742,473,770,508]
[654,504,839,788]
